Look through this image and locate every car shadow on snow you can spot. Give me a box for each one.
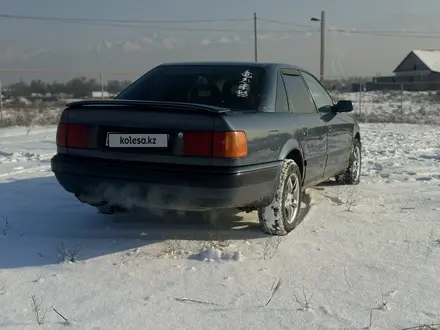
[0,175,312,269]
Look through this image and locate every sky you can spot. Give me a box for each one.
[1,0,440,82]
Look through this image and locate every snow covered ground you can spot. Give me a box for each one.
[333,91,440,125]
[2,90,440,128]
[0,124,439,329]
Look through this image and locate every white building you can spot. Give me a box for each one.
[91,91,110,98]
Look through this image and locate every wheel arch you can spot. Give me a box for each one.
[353,123,361,142]
[278,139,305,181]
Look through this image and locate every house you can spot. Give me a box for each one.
[393,50,440,77]
[362,50,440,91]
[91,91,110,98]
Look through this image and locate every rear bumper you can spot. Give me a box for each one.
[51,154,281,211]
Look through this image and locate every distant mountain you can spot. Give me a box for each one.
[0,34,255,82]
[87,37,158,54]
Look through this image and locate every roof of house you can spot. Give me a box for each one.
[394,50,440,73]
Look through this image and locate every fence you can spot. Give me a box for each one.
[0,71,439,126]
[330,81,440,125]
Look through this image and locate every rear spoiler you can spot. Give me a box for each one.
[66,99,230,114]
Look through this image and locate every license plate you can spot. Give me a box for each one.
[106,133,168,148]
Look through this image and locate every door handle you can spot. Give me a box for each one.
[269,130,279,137]
[328,126,333,133]
[269,130,279,151]
[300,128,308,136]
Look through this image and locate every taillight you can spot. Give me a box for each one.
[183,131,247,158]
[213,131,248,158]
[184,132,213,156]
[56,123,89,148]
[56,122,68,147]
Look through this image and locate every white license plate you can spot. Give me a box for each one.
[106,133,168,148]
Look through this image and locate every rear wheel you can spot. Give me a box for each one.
[258,159,303,236]
[336,139,362,185]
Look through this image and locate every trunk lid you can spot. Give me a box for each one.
[63,100,230,157]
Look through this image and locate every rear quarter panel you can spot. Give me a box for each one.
[216,112,304,166]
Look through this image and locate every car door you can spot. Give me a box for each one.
[300,71,352,178]
[280,69,327,186]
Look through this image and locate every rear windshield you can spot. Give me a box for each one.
[116,65,265,111]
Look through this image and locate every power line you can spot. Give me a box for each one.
[5,13,439,38]
[43,20,253,32]
[0,14,318,34]
[332,28,440,35]
[331,28,440,39]
[258,17,440,38]
[56,20,316,33]
[257,18,315,29]
[0,14,253,24]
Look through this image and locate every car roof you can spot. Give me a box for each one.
[157,61,306,71]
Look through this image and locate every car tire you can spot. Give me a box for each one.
[258,159,303,236]
[336,139,362,185]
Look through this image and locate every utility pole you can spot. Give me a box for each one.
[400,83,404,123]
[254,12,258,62]
[100,73,105,99]
[0,80,3,124]
[311,10,326,81]
[320,10,325,82]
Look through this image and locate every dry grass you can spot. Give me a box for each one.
[30,294,47,326]
[1,215,10,236]
[264,278,282,307]
[0,106,62,128]
[340,186,362,212]
[331,90,440,125]
[401,324,440,330]
[53,308,70,325]
[57,241,82,263]
[32,269,45,283]
[262,235,286,260]
[1,91,440,128]
[293,286,314,311]
[351,111,440,125]
[160,239,186,258]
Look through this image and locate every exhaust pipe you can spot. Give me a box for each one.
[74,191,107,207]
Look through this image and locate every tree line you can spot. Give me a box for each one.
[4,77,133,99]
[2,75,368,100]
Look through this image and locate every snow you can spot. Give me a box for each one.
[2,90,440,128]
[333,90,440,125]
[412,50,440,74]
[0,126,56,178]
[0,123,439,329]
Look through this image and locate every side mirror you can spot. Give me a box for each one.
[334,100,353,112]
